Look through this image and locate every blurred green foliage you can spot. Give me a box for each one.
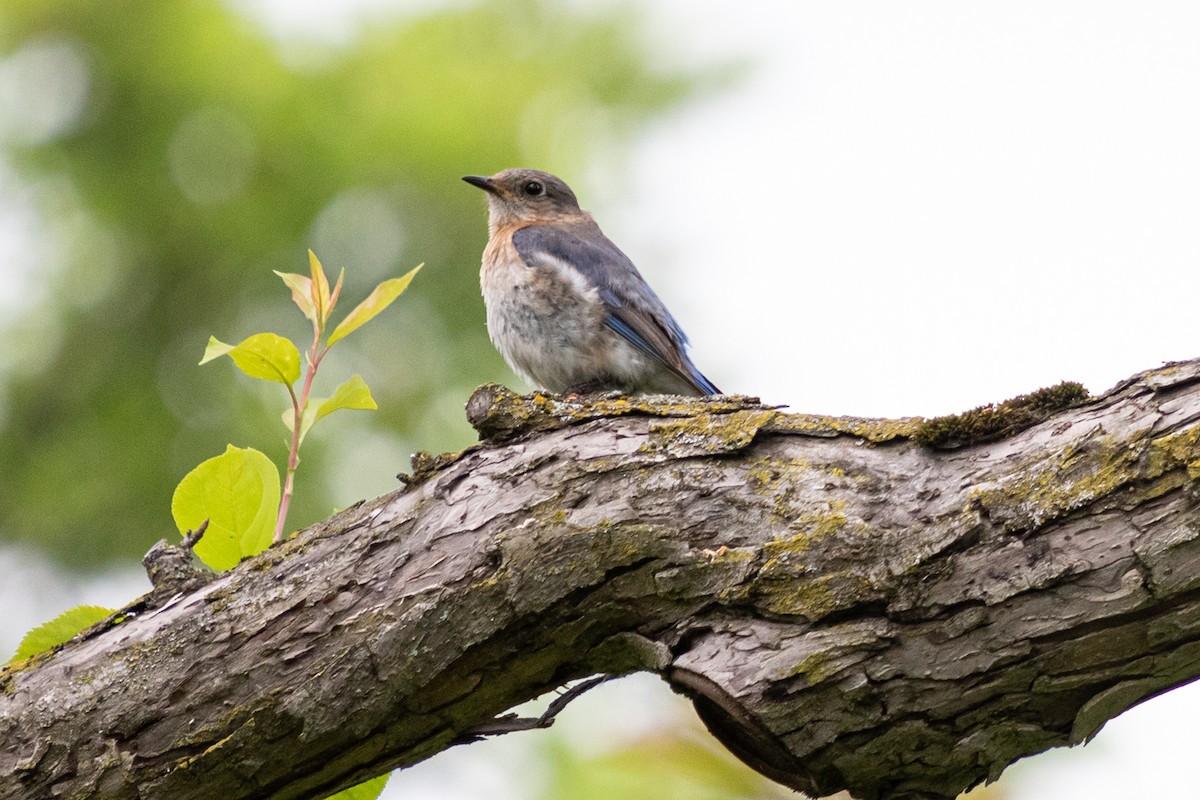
[535,710,1009,800]
[0,0,705,567]
[538,726,798,800]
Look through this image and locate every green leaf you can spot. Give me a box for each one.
[171,445,281,571]
[280,376,374,447]
[322,773,390,800]
[199,336,235,364]
[327,264,422,346]
[10,605,114,663]
[200,333,301,386]
[281,402,319,448]
[275,270,317,325]
[309,249,331,328]
[317,374,377,420]
[329,267,345,313]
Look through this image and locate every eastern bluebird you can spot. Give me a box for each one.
[463,168,721,397]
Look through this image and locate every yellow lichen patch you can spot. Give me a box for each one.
[652,547,759,603]
[701,545,756,564]
[535,507,571,526]
[780,624,889,683]
[767,413,924,443]
[172,723,242,771]
[763,574,839,618]
[640,409,779,457]
[971,436,1141,532]
[409,448,470,480]
[808,504,849,538]
[788,651,836,683]
[755,570,874,620]
[758,503,854,578]
[747,461,779,493]
[761,502,849,559]
[762,531,814,564]
[745,455,810,496]
[1141,360,1200,389]
[468,566,511,592]
[1144,426,1200,480]
[974,419,1200,534]
[528,390,641,422]
[468,383,779,442]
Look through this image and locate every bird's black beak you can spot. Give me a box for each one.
[462,175,497,194]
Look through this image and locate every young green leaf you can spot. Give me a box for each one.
[200,333,301,386]
[275,270,318,324]
[199,336,235,364]
[171,445,281,571]
[330,267,345,313]
[322,773,390,800]
[309,249,331,328]
[327,264,422,346]
[9,605,114,663]
[281,403,320,448]
[317,374,377,420]
[280,376,375,447]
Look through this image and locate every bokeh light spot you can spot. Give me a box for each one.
[168,107,257,206]
[0,35,91,145]
[310,187,407,282]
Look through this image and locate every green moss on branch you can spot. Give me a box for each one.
[915,382,1090,449]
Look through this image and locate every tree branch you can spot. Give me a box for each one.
[4,360,1200,800]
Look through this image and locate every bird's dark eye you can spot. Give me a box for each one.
[523,181,544,196]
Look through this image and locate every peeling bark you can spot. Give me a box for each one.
[4,360,1200,800]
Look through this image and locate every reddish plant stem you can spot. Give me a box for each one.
[273,332,326,543]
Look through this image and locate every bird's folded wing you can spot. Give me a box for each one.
[512,223,708,391]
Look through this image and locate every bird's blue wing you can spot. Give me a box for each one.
[513,222,719,395]
[512,223,685,338]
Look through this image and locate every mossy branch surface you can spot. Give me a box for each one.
[5,361,1200,800]
[913,381,1091,448]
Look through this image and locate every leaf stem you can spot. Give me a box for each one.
[273,333,326,543]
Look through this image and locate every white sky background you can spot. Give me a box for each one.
[4,2,1200,799]
[614,2,1200,417]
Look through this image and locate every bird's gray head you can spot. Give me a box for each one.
[462,168,583,229]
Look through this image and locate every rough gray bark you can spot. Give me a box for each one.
[4,360,1200,800]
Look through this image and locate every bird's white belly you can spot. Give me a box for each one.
[482,255,612,392]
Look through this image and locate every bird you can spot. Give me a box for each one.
[462,168,720,397]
